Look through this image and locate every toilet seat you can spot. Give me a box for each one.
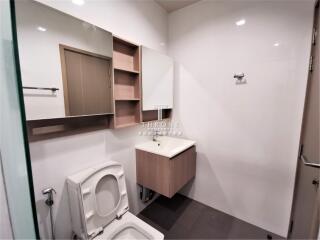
[67,161,164,240]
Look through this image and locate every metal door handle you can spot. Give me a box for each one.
[300,154,320,169]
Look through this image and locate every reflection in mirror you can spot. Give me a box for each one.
[16,0,113,120]
[142,47,173,111]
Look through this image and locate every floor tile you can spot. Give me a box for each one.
[138,194,284,239]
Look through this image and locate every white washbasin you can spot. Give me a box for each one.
[135,136,196,158]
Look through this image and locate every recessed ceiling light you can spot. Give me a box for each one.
[236,19,246,26]
[72,0,85,6]
[37,26,47,32]
[273,42,280,47]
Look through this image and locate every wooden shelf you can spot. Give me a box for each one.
[113,37,140,73]
[27,114,113,141]
[112,36,141,129]
[142,109,172,122]
[141,118,170,123]
[27,113,114,124]
[114,70,140,100]
[115,122,140,129]
[113,36,138,47]
[114,101,141,128]
[114,67,139,74]
[115,98,140,101]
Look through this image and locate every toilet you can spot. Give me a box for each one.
[67,161,164,240]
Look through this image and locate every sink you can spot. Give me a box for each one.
[135,136,196,158]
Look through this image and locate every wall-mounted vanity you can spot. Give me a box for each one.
[15,0,174,138]
[136,137,196,198]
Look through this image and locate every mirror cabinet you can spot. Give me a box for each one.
[16,0,113,120]
[15,0,173,137]
[141,47,173,111]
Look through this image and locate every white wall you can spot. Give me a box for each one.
[28,0,168,238]
[36,0,168,53]
[168,0,314,237]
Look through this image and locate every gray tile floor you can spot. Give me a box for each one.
[138,194,283,239]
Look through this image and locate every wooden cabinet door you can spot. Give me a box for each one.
[136,146,196,198]
[169,146,196,197]
[136,149,171,196]
[62,47,112,116]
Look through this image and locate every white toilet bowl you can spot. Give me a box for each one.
[96,212,161,240]
[67,161,164,240]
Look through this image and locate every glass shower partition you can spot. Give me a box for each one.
[0,0,39,238]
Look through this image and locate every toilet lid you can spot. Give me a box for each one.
[73,162,129,238]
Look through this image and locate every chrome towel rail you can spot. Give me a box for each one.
[300,154,320,169]
[299,144,319,169]
[23,86,59,92]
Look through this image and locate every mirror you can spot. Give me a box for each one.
[142,47,173,111]
[16,0,113,120]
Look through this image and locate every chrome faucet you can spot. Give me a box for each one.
[42,187,56,206]
[152,130,162,142]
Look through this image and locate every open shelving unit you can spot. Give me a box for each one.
[112,36,142,128]
[141,109,172,122]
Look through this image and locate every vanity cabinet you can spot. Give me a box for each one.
[136,146,196,198]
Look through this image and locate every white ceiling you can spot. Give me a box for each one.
[154,0,201,13]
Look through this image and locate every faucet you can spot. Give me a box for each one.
[152,130,162,142]
[42,187,56,206]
